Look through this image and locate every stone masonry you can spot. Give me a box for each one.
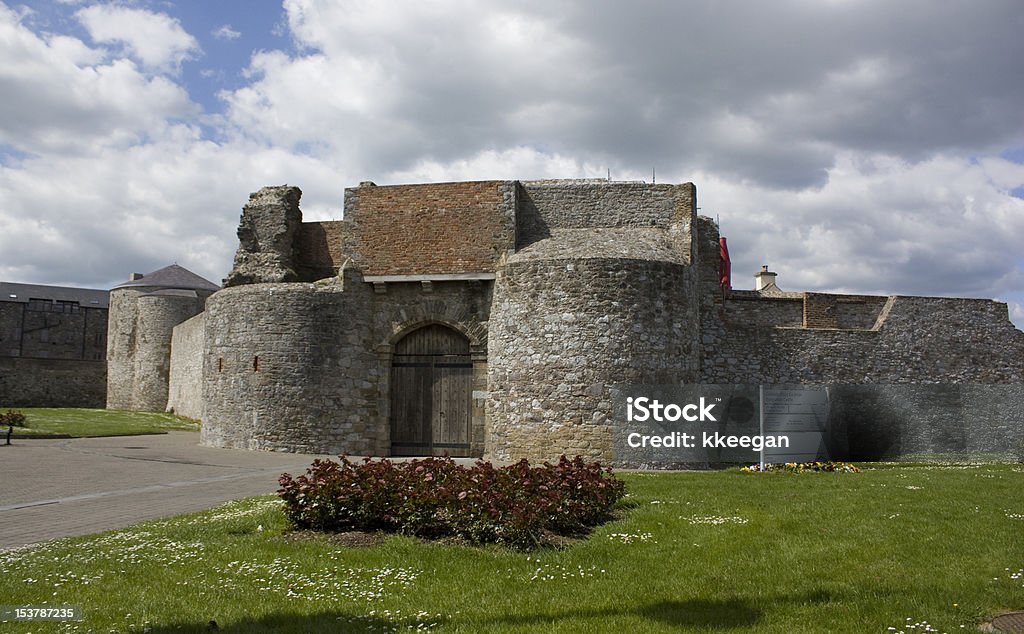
[0,282,108,408]
[97,178,1024,466]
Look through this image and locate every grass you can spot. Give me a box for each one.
[1,464,1022,633]
[2,408,200,438]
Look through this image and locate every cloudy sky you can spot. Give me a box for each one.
[2,0,1023,328]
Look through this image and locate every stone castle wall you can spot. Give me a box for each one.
[698,219,1024,385]
[0,303,107,361]
[517,181,695,248]
[200,268,493,455]
[107,286,208,412]
[0,298,108,407]
[485,181,701,463]
[166,312,205,419]
[224,186,304,287]
[0,357,106,408]
[486,254,698,463]
[162,178,1024,465]
[201,275,383,454]
[294,220,348,281]
[106,288,142,410]
[131,293,205,412]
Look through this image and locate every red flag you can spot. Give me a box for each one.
[719,237,731,289]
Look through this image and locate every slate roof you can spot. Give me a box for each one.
[112,264,220,292]
[0,281,110,308]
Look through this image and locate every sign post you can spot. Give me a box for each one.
[758,385,765,470]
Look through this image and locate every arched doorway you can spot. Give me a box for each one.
[390,324,473,456]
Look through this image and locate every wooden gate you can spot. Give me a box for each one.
[390,324,472,456]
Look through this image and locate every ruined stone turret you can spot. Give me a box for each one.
[224,186,303,287]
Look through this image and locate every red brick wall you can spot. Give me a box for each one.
[348,181,515,276]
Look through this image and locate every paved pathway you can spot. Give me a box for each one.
[0,432,337,550]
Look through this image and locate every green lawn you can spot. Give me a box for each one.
[1,464,1022,633]
[3,408,199,437]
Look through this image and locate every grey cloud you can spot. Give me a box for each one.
[2,0,1023,331]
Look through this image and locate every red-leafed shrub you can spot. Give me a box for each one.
[1,410,26,427]
[277,455,625,549]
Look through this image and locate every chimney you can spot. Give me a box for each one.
[130,273,144,281]
[754,265,777,291]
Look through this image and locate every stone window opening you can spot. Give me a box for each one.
[217,357,224,372]
[253,356,260,372]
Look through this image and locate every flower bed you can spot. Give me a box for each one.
[741,461,861,473]
[277,455,626,549]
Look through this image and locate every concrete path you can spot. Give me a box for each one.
[0,432,338,550]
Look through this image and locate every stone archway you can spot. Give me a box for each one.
[390,323,473,456]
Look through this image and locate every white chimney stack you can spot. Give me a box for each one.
[754,265,777,291]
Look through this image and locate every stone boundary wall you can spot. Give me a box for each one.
[166,312,204,419]
[344,181,517,276]
[803,292,839,328]
[0,357,106,407]
[713,294,888,332]
[835,295,889,329]
[721,295,804,328]
[833,384,1024,461]
[0,303,20,357]
[1,302,107,362]
[0,298,108,406]
[517,181,696,248]
[696,216,1024,386]
[700,296,1024,384]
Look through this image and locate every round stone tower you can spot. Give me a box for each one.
[199,271,382,455]
[485,231,701,464]
[106,264,219,411]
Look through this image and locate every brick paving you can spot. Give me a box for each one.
[0,432,337,550]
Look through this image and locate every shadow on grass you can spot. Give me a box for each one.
[142,611,446,633]
[483,598,761,630]
[139,590,834,632]
[484,589,836,630]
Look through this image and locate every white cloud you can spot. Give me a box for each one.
[220,0,1024,191]
[1011,303,1024,326]
[387,147,607,184]
[696,153,1024,299]
[0,0,1022,316]
[0,126,346,287]
[213,24,241,40]
[0,5,196,155]
[75,4,200,73]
